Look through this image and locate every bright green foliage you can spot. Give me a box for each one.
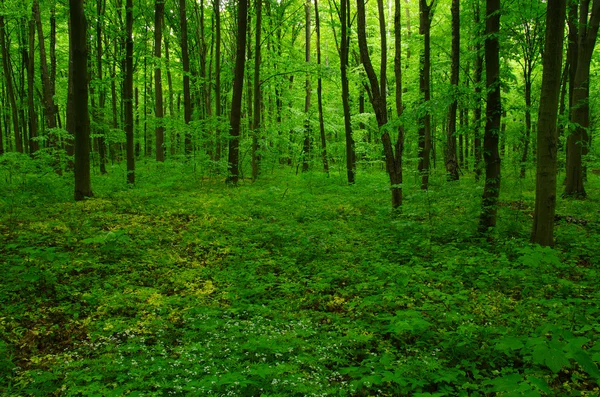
[1,161,599,396]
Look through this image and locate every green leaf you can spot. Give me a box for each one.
[532,343,570,373]
[572,349,600,379]
[495,336,525,352]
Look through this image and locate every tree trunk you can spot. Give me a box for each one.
[418,0,433,190]
[214,0,222,161]
[340,0,355,183]
[27,15,38,154]
[478,0,501,232]
[180,0,193,155]
[473,0,483,181]
[154,0,165,162]
[34,0,57,132]
[96,0,107,174]
[70,0,93,200]
[227,0,249,184]
[314,0,329,175]
[565,0,600,197]
[125,0,135,184]
[446,0,459,181]
[531,0,566,246]
[0,13,23,153]
[252,0,263,180]
[164,31,176,155]
[357,0,403,208]
[302,0,311,173]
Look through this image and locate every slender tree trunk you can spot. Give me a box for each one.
[418,0,433,190]
[314,0,329,174]
[180,0,193,155]
[302,0,312,172]
[0,13,23,153]
[357,0,403,208]
[214,0,222,161]
[70,0,93,200]
[164,32,176,155]
[446,0,459,181]
[227,0,249,184]
[252,0,263,180]
[96,0,107,174]
[27,16,38,154]
[340,0,355,183]
[33,0,57,132]
[532,0,566,246]
[473,0,483,180]
[125,0,135,184]
[478,0,501,232]
[154,0,165,162]
[565,0,600,197]
[520,64,533,178]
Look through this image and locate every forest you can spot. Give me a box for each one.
[1,0,600,395]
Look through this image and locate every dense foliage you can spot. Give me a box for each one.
[1,157,599,396]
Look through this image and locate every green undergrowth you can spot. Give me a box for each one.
[1,158,599,396]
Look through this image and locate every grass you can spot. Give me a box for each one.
[1,155,599,396]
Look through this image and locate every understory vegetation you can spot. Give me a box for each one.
[1,156,600,396]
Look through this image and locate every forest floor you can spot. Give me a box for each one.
[1,157,600,396]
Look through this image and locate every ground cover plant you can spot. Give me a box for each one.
[1,158,600,396]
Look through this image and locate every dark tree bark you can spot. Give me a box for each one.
[27,15,38,154]
[164,29,176,155]
[0,12,23,153]
[418,0,434,190]
[531,0,567,246]
[125,0,135,184]
[70,0,93,200]
[446,0,459,181]
[565,0,600,197]
[314,0,329,174]
[214,0,222,161]
[180,0,193,155]
[392,0,406,206]
[154,0,165,162]
[33,0,57,132]
[478,0,502,232]
[357,0,403,208]
[340,0,355,183]
[473,0,483,180]
[227,0,249,184]
[252,0,263,180]
[302,0,312,173]
[96,0,107,174]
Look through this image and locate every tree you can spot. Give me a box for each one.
[418,0,434,190]
[339,0,356,184]
[251,0,263,181]
[125,0,135,184]
[302,0,311,173]
[95,0,107,174]
[227,0,249,184]
[34,0,57,134]
[180,0,193,156]
[564,0,600,198]
[473,0,484,181]
[154,0,165,162]
[70,0,93,200]
[478,0,501,232]
[357,0,404,208]
[446,0,460,181]
[531,0,567,246]
[0,7,23,153]
[314,0,329,174]
[27,9,38,155]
